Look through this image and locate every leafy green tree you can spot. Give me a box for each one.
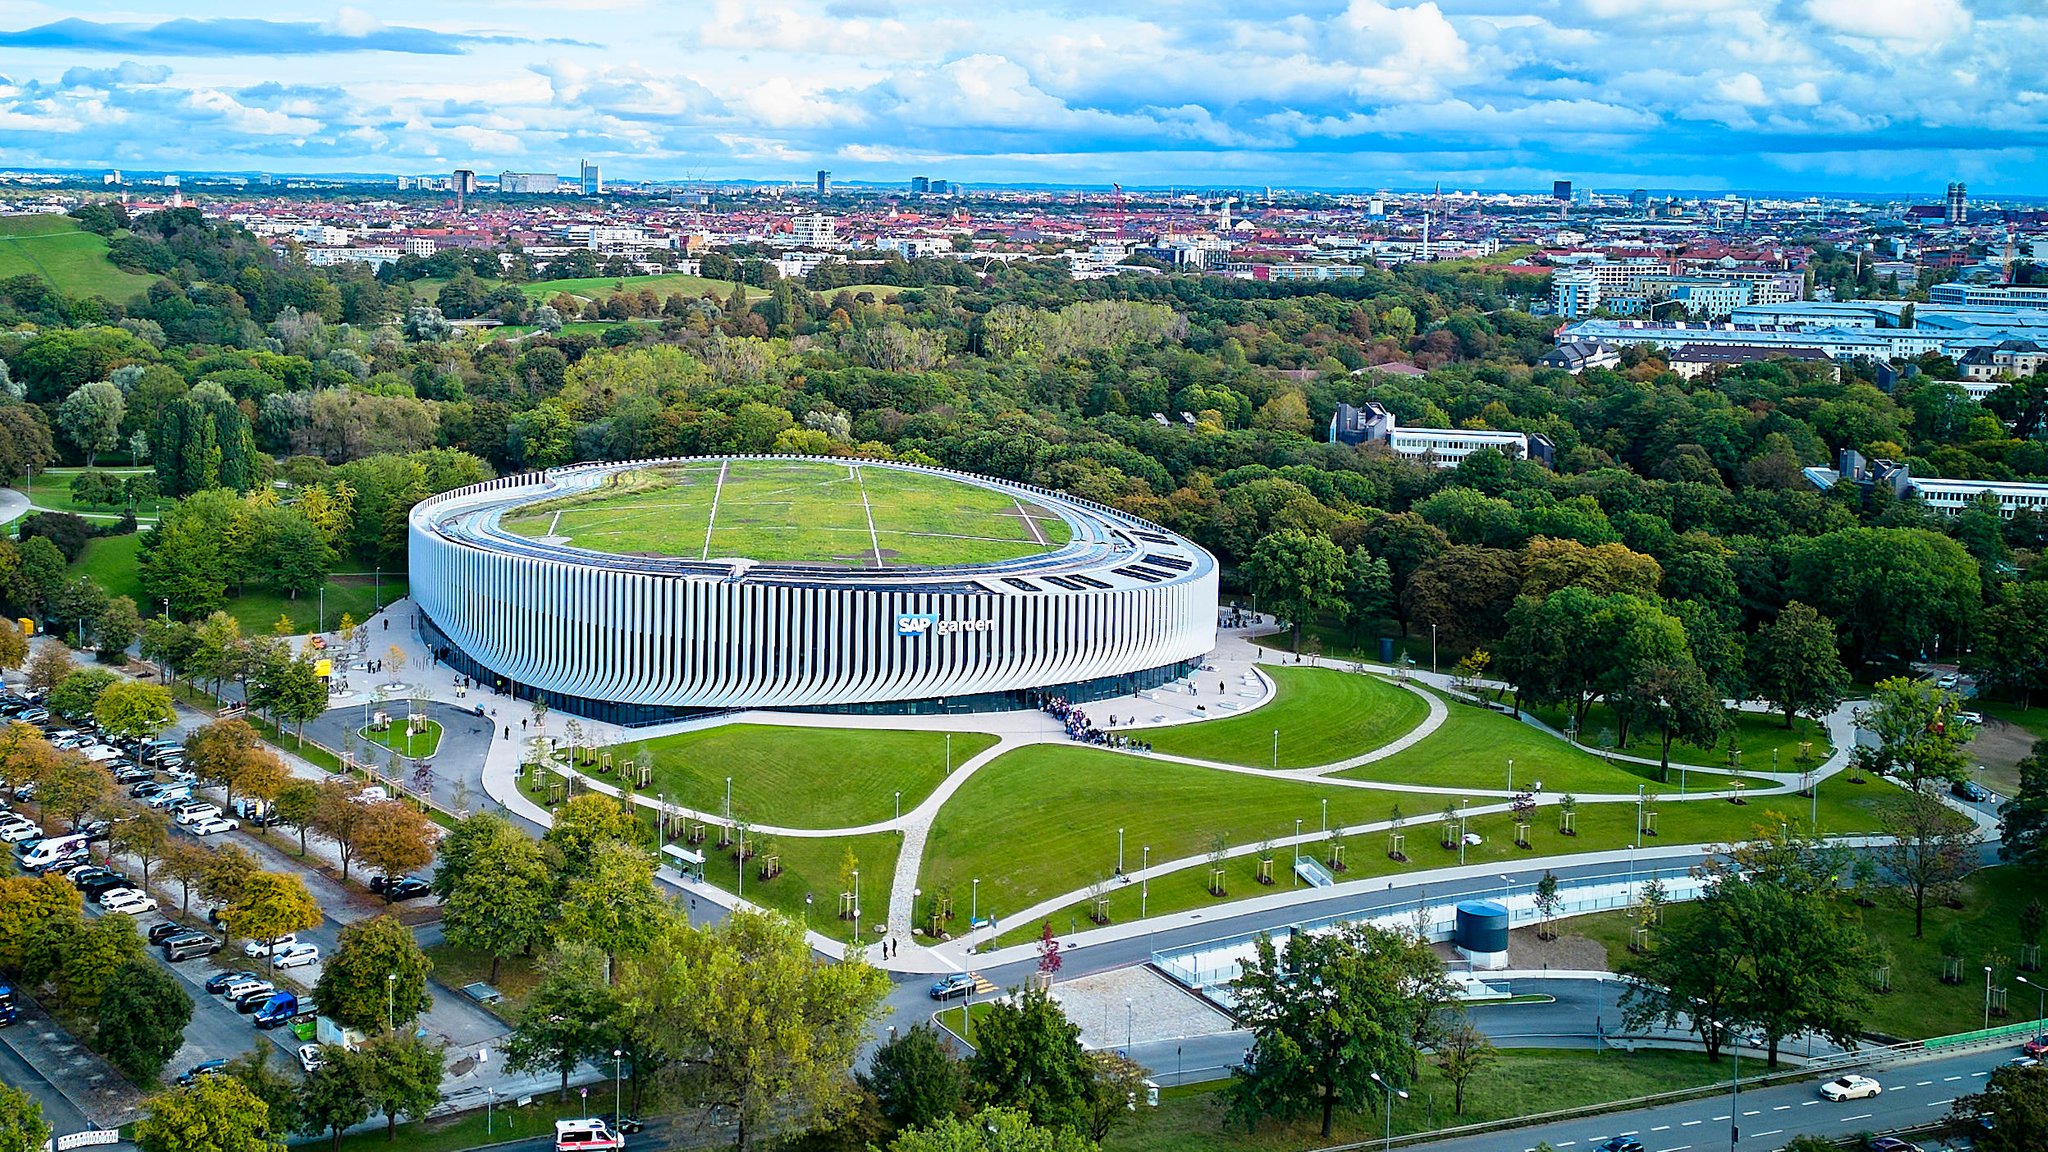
[93,679,176,748]
[541,793,645,878]
[1970,582,2048,707]
[359,1031,445,1142]
[966,987,1094,1133]
[0,1082,49,1152]
[1745,602,1851,730]
[135,1074,284,1152]
[1432,1017,1497,1115]
[863,1024,966,1131]
[95,595,143,662]
[627,907,889,1152]
[506,942,620,1101]
[1246,529,1348,647]
[57,380,125,466]
[440,817,552,981]
[1950,1061,2048,1151]
[96,957,195,1083]
[274,778,321,855]
[314,914,433,1034]
[1079,1051,1148,1143]
[223,1047,302,1138]
[224,871,323,975]
[1343,547,1392,640]
[1875,787,1982,937]
[2000,740,2048,875]
[47,666,118,720]
[297,1045,376,1152]
[887,1108,1095,1152]
[1862,676,1974,789]
[56,911,144,1014]
[1401,545,1522,648]
[1783,527,1979,670]
[558,840,666,985]
[1226,921,1455,1137]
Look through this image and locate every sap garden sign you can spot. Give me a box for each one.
[896,614,996,638]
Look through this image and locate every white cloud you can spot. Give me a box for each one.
[1805,0,1971,44]
[1714,72,1767,106]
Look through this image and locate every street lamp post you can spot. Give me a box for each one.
[613,1049,623,1130]
[895,790,901,821]
[1140,847,1149,917]
[972,878,979,925]
[725,776,732,823]
[1118,828,1125,876]
[1458,800,1468,865]
[1271,729,1278,770]
[1507,758,1514,793]
[1125,998,1133,1050]
[1635,784,1645,849]
[1986,965,1996,1031]
[1293,818,1303,880]
[2016,974,2045,1025]
[386,973,396,1033]
[1369,1072,1407,1151]
[852,868,860,939]
[1430,623,1438,673]
[1320,797,1327,836]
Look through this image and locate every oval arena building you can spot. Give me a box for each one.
[408,457,1220,724]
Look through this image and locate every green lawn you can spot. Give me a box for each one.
[420,940,535,1023]
[1335,695,1754,795]
[933,1000,995,1043]
[15,469,161,522]
[502,458,1069,568]
[0,216,159,301]
[362,719,442,759]
[923,744,1436,928]
[611,723,996,830]
[991,771,1905,947]
[521,272,764,303]
[1977,700,2048,742]
[67,534,404,633]
[1567,865,2044,1041]
[1106,1048,1731,1152]
[691,829,901,947]
[1526,702,1832,774]
[1142,666,1430,769]
[829,283,908,299]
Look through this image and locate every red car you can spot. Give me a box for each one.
[2024,1034,2048,1058]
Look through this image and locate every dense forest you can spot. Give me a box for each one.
[2,204,2046,719]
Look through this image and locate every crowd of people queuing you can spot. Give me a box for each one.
[1040,696,1153,752]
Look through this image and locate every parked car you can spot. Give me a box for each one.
[143,788,192,809]
[298,1044,326,1073]
[146,921,190,945]
[244,934,299,958]
[100,889,159,916]
[273,943,320,970]
[188,815,240,837]
[220,977,273,1001]
[78,873,135,900]
[928,972,975,1000]
[171,801,220,825]
[370,875,430,901]
[2023,1033,2048,1057]
[253,992,299,1028]
[1953,779,1991,802]
[77,818,112,842]
[1821,1075,1883,1101]
[161,933,222,962]
[0,1003,16,1028]
[175,1059,230,1087]
[204,971,245,995]
[0,821,39,844]
[233,987,282,1013]
[1866,1138,1917,1152]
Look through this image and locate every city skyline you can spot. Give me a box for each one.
[0,0,2039,193]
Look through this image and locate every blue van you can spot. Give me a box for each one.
[252,991,299,1029]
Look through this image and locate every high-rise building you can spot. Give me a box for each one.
[1552,179,1572,201]
[1629,188,1649,210]
[1946,181,1967,226]
[930,179,950,195]
[816,169,831,195]
[911,176,930,194]
[452,169,477,195]
[499,171,559,194]
[581,160,602,196]
[790,214,837,248]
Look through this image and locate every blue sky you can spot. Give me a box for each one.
[0,0,2040,193]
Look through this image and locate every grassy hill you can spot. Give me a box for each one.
[0,216,159,301]
[520,272,764,303]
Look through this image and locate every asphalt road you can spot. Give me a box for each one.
[0,1022,95,1134]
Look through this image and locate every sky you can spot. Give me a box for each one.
[0,0,2041,194]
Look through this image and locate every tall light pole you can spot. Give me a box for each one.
[1369,1071,1407,1151]
[972,878,980,925]
[945,733,951,773]
[895,790,901,821]
[1507,757,1514,793]
[852,868,860,940]
[2017,974,2045,1025]
[1635,784,1645,849]
[386,972,396,1033]
[1117,827,1124,876]
[725,776,732,824]
[613,1048,623,1130]
[1140,847,1149,917]
[1430,623,1438,673]
[1271,729,1278,770]
[1986,965,1996,1031]
[1319,798,1327,835]
[1458,800,1468,865]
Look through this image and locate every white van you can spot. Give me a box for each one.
[554,1119,625,1151]
[20,834,89,870]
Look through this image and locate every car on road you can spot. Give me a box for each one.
[369,875,430,901]
[928,972,976,1000]
[1821,1074,1883,1101]
[253,992,299,1028]
[1937,673,1961,690]
[100,889,159,915]
[175,1059,230,1087]
[188,815,240,837]
[2023,1034,2048,1057]
[1866,1138,1916,1152]
[1952,779,1991,802]
[298,1044,325,1074]
[1594,1138,1644,1152]
[273,943,320,970]
[0,1003,16,1028]
[2004,1055,2040,1070]
[244,934,299,958]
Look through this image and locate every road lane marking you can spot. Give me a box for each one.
[1943,1075,1961,1081]
[1755,1130,1781,1138]
[1652,1126,1671,1132]
[1682,1120,1702,1126]
[1742,1109,1759,1116]
[1772,1104,1790,1111]
[1843,1113,1872,1122]
[1915,1080,1932,1086]
[1800,1100,1819,1106]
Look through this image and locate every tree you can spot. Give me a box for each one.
[224,1047,302,1138]
[47,666,117,719]
[440,817,552,981]
[359,1031,445,1142]
[557,839,665,984]
[1745,602,1851,730]
[315,914,433,1034]
[1783,527,1979,670]
[135,1074,284,1152]
[1620,657,1727,776]
[224,871,323,974]
[1080,1050,1149,1143]
[265,651,329,743]
[201,843,261,935]
[1343,547,1393,639]
[57,380,125,466]
[506,942,620,1101]
[1245,529,1348,647]
[112,807,171,888]
[1533,870,1562,940]
[2003,741,2048,875]
[541,792,644,878]
[95,595,142,662]
[965,986,1094,1132]
[0,1083,49,1152]
[888,1108,1095,1152]
[356,800,435,886]
[1227,922,1454,1137]
[311,779,372,879]
[93,679,175,749]
[1949,1062,2048,1152]
[863,1024,966,1131]
[1401,545,1522,648]
[1432,1017,1497,1115]
[1876,787,1983,937]
[184,718,265,804]
[39,754,112,831]
[1862,676,1974,789]
[161,838,215,917]
[96,957,194,1083]
[297,1045,376,1152]
[56,910,144,1014]
[628,907,889,1152]
[275,778,321,855]
[1970,581,2048,707]
[0,622,25,674]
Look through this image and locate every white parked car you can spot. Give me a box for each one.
[298,1044,325,1073]
[244,933,299,958]
[0,821,40,843]
[173,803,222,826]
[274,943,321,970]
[101,889,159,915]
[188,816,240,837]
[351,785,389,804]
[1820,1075,1882,1101]
[221,977,273,1001]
